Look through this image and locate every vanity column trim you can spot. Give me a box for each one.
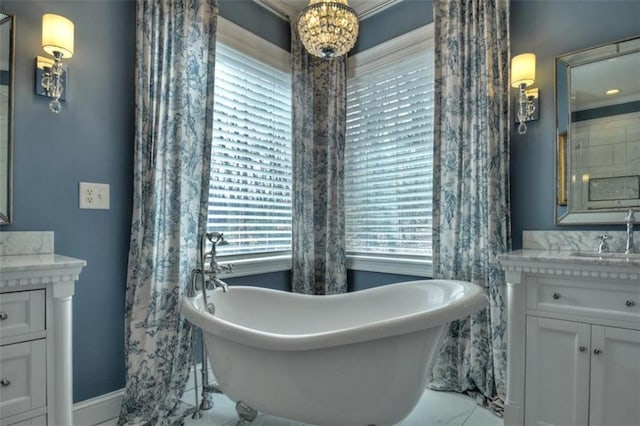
[50,279,76,426]
[504,269,525,426]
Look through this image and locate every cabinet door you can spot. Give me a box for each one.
[589,326,640,426]
[525,317,591,426]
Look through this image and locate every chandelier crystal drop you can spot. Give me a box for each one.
[297,0,359,59]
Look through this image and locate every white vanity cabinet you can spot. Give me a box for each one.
[0,253,85,426]
[499,250,640,426]
[525,318,640,426]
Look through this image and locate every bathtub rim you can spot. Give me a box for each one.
[181,279,488,351]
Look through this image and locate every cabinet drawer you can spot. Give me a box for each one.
[528,276,640,323]
[0,340,46,419]
[0,291,45,341]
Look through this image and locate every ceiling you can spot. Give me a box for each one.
[257,0,399,19]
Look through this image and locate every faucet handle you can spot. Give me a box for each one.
[216,263,233,274]
[596,234,610,253]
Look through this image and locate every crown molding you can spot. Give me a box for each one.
[255,0,400,21]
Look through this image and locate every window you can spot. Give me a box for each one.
[208,19,292,267]
[345,25,434,276]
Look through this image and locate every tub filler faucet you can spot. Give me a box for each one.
[200,231,233,292]
[625,209,635,255]
[211,277,229,293]
[189,231,232,418]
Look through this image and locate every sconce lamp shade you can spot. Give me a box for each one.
[511,53,535,87]
[42,14,74,58]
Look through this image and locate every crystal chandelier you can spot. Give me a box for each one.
[297,0,359,59]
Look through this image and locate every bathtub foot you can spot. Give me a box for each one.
[235,401,258,425]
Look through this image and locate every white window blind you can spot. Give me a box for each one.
[208,20,292,257]
[346,26,434,263]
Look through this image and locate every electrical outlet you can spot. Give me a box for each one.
[79,182,110,209]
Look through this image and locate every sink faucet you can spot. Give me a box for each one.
[625,209,635,255]
[596,234,610,254]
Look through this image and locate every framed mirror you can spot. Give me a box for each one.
[0,11,14,225]
[555,35,640,225]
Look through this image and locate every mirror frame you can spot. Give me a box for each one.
[554,35,640,225]
[0,11,14,225]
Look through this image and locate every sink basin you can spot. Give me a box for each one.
[570,251,640,259]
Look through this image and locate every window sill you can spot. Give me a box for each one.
[218,253,432,279]
[347,255,432,277]
[218,254,291,278]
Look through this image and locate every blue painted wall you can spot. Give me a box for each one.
[0,0,135,402]
[219,0,290,50]
[509,1,640,249]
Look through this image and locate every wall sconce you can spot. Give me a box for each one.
[511,53,539,134]
[36,13,74,113]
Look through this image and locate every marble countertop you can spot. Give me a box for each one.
[499,249,640,268]
[0,253,86,273]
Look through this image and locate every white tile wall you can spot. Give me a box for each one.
[570,111,640,210]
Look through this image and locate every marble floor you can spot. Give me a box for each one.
[99,385,502,426]
[179,387,502,426]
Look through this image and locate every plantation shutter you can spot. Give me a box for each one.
[345,35,434,261]
[208,39,292,256]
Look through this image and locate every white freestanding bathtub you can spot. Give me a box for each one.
[181,280,487,426]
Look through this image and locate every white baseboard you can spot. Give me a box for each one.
[73,388,124,426]
[71,363,213,426]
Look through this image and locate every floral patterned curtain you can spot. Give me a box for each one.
[291,27,347,295]
[427,0,511,414]
[118,1,218,424]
